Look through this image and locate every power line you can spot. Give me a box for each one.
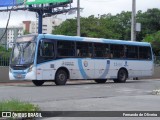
[84,0,118,3]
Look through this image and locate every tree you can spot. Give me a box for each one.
[23,30,30,35]
[53,8,160,42]
[143,31,160,55]
[53,19,77,36]
[136,8,160,41]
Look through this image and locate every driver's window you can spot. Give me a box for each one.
[37,40,55,64]
[42,42,54,57]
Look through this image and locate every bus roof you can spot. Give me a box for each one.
[38,34,151,47]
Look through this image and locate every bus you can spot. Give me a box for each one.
[9,34,154,86]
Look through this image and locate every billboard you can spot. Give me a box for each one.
[0,0,24,7]
[26,0,71,5]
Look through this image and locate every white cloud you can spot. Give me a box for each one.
[0,0,160,27]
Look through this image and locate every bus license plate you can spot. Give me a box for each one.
[17,74,22,78]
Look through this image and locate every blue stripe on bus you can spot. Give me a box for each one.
[99,60,110,78]
[78,59,89,79]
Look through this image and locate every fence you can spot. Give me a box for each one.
[154,56,160,65]
[0,57,10,66]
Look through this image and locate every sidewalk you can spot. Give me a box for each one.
[0,81,33,86]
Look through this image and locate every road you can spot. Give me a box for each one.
[0,79,160,119]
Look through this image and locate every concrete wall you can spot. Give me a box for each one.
[145,65,160,79]
[0,67,9,82]
[0,66,160,83]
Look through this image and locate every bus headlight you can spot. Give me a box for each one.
[28,65,33,73]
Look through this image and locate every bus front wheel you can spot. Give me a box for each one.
[94,79,107,83]
[32,80,44,86]
[55,70,68,85]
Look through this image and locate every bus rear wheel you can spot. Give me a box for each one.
[32,80,44,86]
[94,79,107,83]
[117,69,127,83]
[55,70,68,85]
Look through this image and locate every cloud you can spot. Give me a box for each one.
[0,0,160,27]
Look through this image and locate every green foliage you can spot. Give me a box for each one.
[53,8,160,54]
[0,99,40,111]
[143,31,160,55]
[52,12,132,40]
[23,30,30,35]
[53,8,160,40]
[0,45,11,66]
[0,45,11,58]
[137,8,160,40]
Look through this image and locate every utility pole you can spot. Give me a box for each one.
[77,0,80,36]
[131,0,136,41]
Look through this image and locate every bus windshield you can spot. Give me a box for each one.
[10,36,36,66]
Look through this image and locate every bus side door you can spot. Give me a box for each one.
[37,39,55,80]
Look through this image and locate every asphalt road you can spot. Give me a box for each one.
[0,79,160,119]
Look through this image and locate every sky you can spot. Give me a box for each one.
[0,0,160,27]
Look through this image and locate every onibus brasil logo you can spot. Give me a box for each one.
[1,112,42,118]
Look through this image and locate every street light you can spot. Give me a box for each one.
[131,0,136,41]
[77,0,80,36]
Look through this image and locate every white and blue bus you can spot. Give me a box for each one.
[9,34,154,86]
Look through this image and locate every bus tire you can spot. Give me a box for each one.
[113,79,119,83]
[94,79,107,83]
[55,70,68,85]
[32,80,44,86]
[117,69,127,83]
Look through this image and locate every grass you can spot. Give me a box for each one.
[0,99,40,111]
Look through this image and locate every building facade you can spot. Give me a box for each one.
[0,28,7,48]
[0,17,62,49]
[0,27,23,49]
[7,27,23,48]
[23,17,62,34]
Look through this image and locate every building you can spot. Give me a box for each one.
[7,27,23,48]
[42,17,63,34]
[0,27,23,49]
[0,17,62,49]
[23,17,62,34]
[23,21,37,34]
[0,28,7,48]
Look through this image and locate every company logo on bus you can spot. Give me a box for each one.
[84,61,88,67]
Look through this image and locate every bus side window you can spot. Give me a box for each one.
[76,42,92,58]
[139,46,151,60]
[43,43,54,57]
